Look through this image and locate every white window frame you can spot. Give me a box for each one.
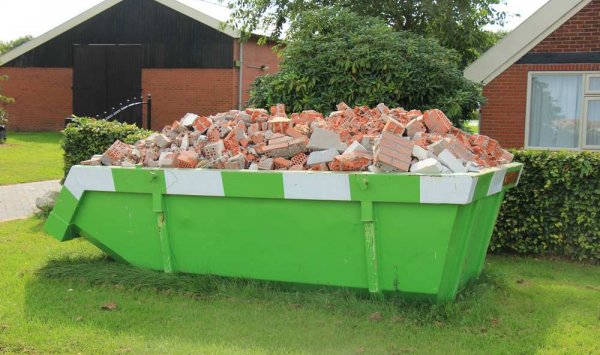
[582,97,600,150]
[525,71,600,151]
[585,74,600,95]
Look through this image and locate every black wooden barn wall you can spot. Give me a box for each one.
[4,0,234,68]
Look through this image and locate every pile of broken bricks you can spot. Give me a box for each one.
[83,103,514,174]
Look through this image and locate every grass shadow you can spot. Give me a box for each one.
[31,252,507,326]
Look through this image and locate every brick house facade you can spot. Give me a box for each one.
[465,0,600,150]
[0,0,280,131]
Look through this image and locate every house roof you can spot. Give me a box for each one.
[0,0,239,65]
[464,0,593,85]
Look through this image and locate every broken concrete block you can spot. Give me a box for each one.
[307,148,338,166]
[410,158,443,174]
[159,152,178,168]
[438,149,468,173]
[258,158,274,170]
[81,155,103,166]
[181,113,199,127]
[368,165,383,173]
[343,141,368,155]
[427,138,451,156]
[224,153,246,170]
[180,133,190,151]
[307,127,347,152]
[361,135,377,151]
[412,145,432,161]
[153,134,172,149]
[248,163,259,171]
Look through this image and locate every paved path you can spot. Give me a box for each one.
[0,180,61,222]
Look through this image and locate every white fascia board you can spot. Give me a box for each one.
[155,0,240,38]
[0,0,239,66]
[464,0,593,85]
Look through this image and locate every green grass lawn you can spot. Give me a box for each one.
[1,218,599,354]
[0,132,63,185]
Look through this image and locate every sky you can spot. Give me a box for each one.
[0,0,550,42]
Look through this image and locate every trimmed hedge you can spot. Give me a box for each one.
[492,150,600,262]
[62,118,151,177]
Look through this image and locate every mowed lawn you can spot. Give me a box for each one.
[0,218,599,354]
[0,132,63,185]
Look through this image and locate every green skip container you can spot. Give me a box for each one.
[45,163,523,302]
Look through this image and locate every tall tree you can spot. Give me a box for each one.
[227,0,509,67]
[248,8,484,127]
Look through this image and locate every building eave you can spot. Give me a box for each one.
[464,0,593,85]
[0,0,239,66]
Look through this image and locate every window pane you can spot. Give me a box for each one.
[589,77,600,92]
[586,100,600,146]
[529,75,581,148]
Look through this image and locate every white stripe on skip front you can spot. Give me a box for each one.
[283,172,351,201]
[64,166,116,200]
[420,175,478,204]
[165,169,225,196]
[487,166,507,196]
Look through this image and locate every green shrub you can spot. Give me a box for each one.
[62,118,151,177]
[248,8,484,127]
[492,150,600,262]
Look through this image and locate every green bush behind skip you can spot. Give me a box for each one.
[248,8,484,128]
[62,118,151,178]
[492,150,600,262]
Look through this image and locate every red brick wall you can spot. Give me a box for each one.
[532,0,600,53]
[481,0,600,148]
[141,69,237,129]
[234,39,280,105]
[482,64,600,148]
[0,68,72,131]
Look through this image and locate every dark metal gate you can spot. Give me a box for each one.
[73,44,143,126]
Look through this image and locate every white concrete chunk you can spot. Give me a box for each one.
[343,141,368,155]
[180,113,199,127]
[307,148,339,166]
[410,158,443,173]
[438,149,468,173]
[307,127,348,152]
[412,145,431,161]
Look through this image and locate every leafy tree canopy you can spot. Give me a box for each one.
[0,35,33,56]
[248,8,484,127]
[228,0,509,67]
